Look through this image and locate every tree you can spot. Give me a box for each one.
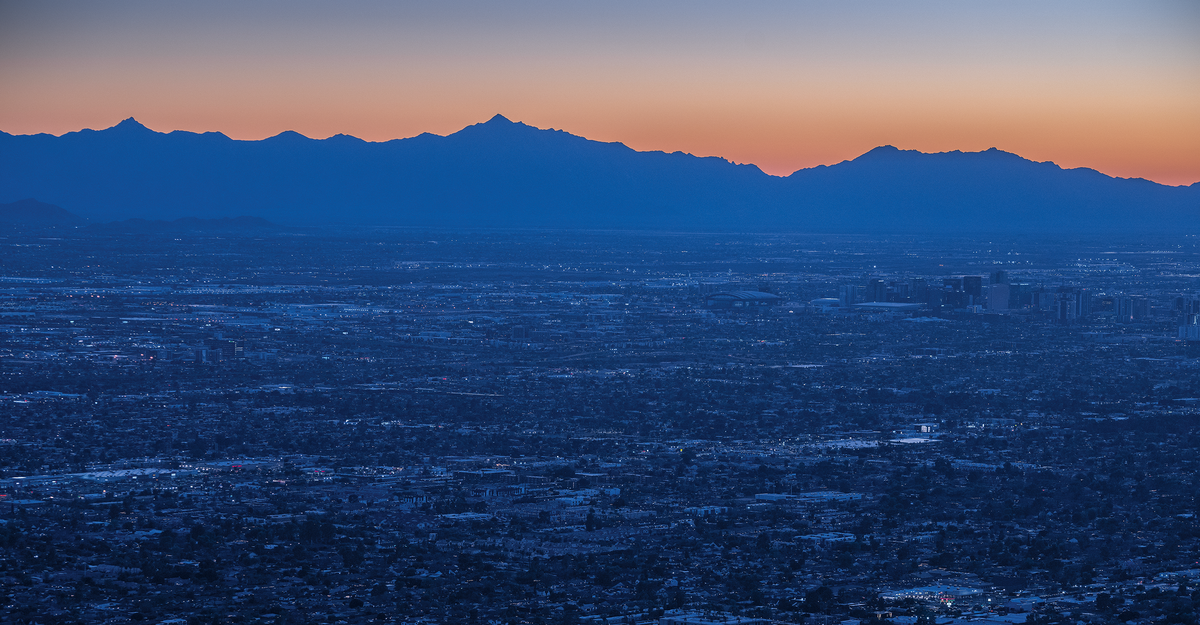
[806,586,836,613]
[756,532,772,553]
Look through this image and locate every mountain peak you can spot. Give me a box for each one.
[111,117,152,133]
[840,145,907,164]
[850,145,1034,165]
[3,118,1195,233]
[446,114,535,141]
[264,130,312,142]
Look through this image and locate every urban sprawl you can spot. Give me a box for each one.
[2,229,1199,625]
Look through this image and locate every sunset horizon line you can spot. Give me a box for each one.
[8,114,1196,188]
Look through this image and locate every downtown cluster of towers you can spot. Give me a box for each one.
[837,270,1154,323]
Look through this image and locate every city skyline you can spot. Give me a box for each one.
[6,3,1200,622]
[2,1,1198,185]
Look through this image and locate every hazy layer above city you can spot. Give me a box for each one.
[2,226,1200,623]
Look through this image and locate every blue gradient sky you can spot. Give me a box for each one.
[1,1,1197,184]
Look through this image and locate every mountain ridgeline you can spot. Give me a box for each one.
[0,198,81,225]
[2,115,1196,233]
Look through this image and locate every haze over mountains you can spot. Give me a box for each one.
[0,198,81,226]
[1,115,1196,233]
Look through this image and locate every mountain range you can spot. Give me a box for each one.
[0,198,81,225]
[2,115,1196,233]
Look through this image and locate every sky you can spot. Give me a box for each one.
[1,1,1198,185]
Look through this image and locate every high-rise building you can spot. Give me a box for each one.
[963,276,983,299]
[909,278,929,304]
[207,339,242,361]
[1180,314,1200,341]
[988,284,1010,310]
[1036,290,1056,312]
[1010,283,1032,308]
[1116,295,1148,323]
[1176,296,1200,316]
[838,284,859,308]
[1055,294,1078,322]
[1076,289,1092,319]
[866,279,887,303]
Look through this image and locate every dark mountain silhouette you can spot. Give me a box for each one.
[779,146,1197,232]
[1,115,1196,233]
[0,198,82,225]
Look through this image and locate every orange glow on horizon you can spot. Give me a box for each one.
[1,112,1196,187]
[1,2,1196,186]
